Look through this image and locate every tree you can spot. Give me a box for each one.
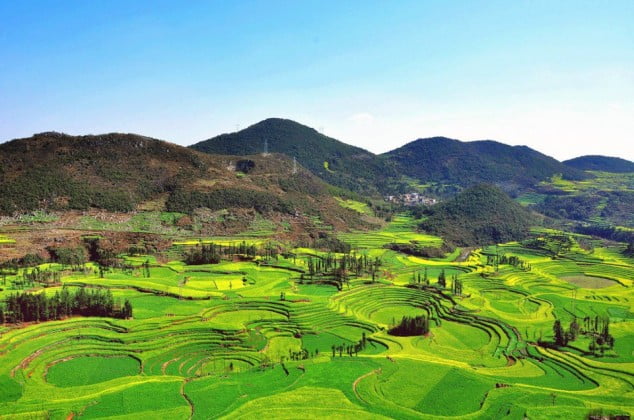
[122,299,133,319]
[438,269,446,288]
[568,317,580,341]
[553,320,567,347]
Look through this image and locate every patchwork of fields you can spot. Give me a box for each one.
[0,217,632,419]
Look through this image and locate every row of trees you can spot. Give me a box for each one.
[485,253,532,271]
[331,333,368,357]
[409,269,462,295]
[300,253,383,290]
[0,287,132,324]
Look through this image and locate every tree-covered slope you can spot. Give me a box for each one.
[563,155,634,173]
[0,132,365,229]
[383,137,588,189]
[190,118,397,194]
[419,184,534,246]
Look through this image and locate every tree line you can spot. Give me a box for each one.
[0,287,132,324]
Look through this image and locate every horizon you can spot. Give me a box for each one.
[1,1,633,160]
[7,117,631,164]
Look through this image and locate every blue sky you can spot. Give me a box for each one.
[1,1,632,160]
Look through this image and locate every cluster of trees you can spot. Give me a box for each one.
[49,246,87,269]
[183,241,260,265]
[11,267,62,287]
[409,268,461,293]
[537,194,602,222]
[299,234,351,254]
[536,191,634,228]
[574,224,634,246]
[0,253,45,271]
[286,347,312,361]
[300,253,382,289]
[486,253,532,271]
[523,235,574,258]
[0,287,132,324]
[552,316,615,356]
[388,315,429,337]
[387,242,454,259]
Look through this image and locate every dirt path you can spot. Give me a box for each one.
[456,247,474,262]
[162,357,181,375]
[180,378,195,420]
[352,368,381,404]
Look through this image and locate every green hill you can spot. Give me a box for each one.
[190,118,397,194]
[383,137,588,190]
[0,132,366,230]
[192,120,593,196]
[419,184,534,246]
[563,155,634,173]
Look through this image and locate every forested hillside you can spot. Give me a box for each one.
[0,132,366,230]
[419,184,534,246]
[563,155,634,173]
[383,136,588,191]
[190,118,399,194]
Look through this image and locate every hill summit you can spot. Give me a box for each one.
[190,118,396,194]
[563,155,634,173]
[0,131,367,231]
[419,184,534,246]
[382,137,588,191]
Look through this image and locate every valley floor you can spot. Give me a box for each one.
[0,216,632,419]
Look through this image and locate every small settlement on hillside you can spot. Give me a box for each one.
[385,192,437,206]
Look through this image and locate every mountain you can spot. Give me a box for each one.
[192,120,597,196]
[419,184,534,246]
[382,137,588,191]
[0,132,367,231]
[190,118,397,194]
[563,155,634,173]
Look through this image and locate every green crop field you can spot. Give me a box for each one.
[0,215,632,419]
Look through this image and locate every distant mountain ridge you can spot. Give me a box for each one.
[191,119,589,195]
[563,155,634,173]
[382,136,588,191]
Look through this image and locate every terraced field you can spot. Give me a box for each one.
[0,217,632,419]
